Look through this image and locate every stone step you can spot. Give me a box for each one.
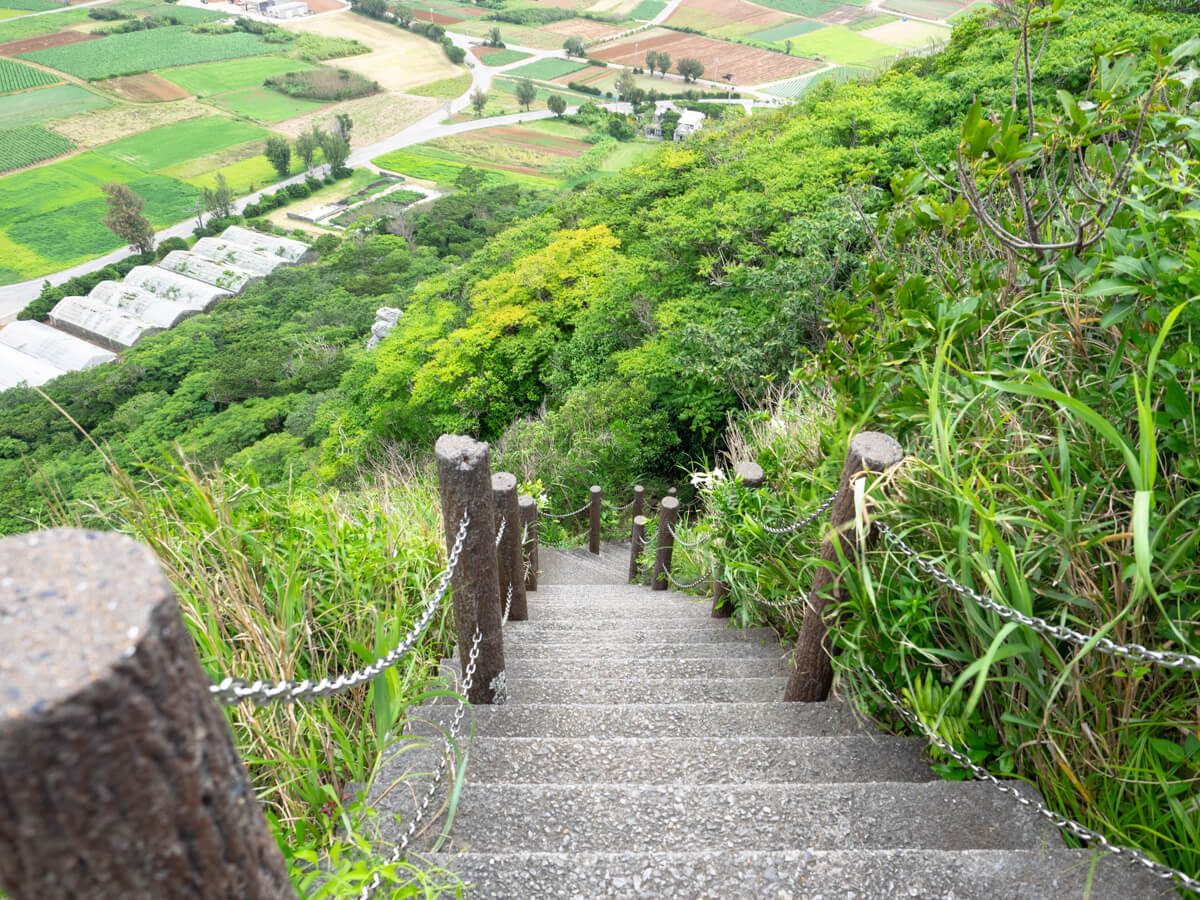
[537,547,630,585]
[376,736,934,789]
[501,641,785,660]
[441,657,786,680]
[428,849,1175,899]
[492,624,779,645]
[430,675,789,704]
[416,781,1060,853]
[404,702,867,738]
[523,600,712,621]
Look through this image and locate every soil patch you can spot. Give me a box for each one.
[304,0,345,11]
[820,3,866,24]
[667,0,790,33]
[554,65,607,85]
[483,125,590,156]
[414,9,464,25]
[0,29,100,57]
[472,45,506,58]
[100,73,191,102]
[592,28,818,84]
[539,17,625,40]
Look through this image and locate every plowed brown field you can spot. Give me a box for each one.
[0,29,100,57]
[666,0,790,34]
[100,74,190,102]
[540,18,626,40]
[592,28,817,84]
[820,3,866,24]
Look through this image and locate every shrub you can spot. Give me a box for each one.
[286,182,310,199]
[305,175,324,192]
[155,237,189,260]
[265,69,379,102]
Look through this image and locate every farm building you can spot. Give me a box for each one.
[644,102,706,141]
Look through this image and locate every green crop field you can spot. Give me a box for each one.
[0,8,89,43]
[630,0,666,19]
[477,49,533,66]
[209,87,326,123]
[761,64,866,96]
[18,26,276,80]
[0,58,61,94]
[0,0,60,11]
[751,0,841,15]
[0,83,109,128]
[0,123,74,173]
[493,76,593,107]
[849,13,898,30]
[373,147,556,190]
[94,115,271,171]
[881,0,963,17]
[506,57,588,81]
[154,4,228,24]
[158,56,318,97]
[749,19,825,42]
[786,25,899,65]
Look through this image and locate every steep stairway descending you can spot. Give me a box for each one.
[374,546,1173,899]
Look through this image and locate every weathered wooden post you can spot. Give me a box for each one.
[650,496,679,591]
[711,462,764,618]
[786,431,903,702]
[0,528,294,900]
[628,514,647,583]
[667,486,678,500]
[435,434,505,705]
[518,493,538,593]
[631,484,645,522]
[588,484,602,555]
[493,472,527,622]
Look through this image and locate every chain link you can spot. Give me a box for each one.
[604,498,637,512]
[501,582,514,625]
[494,516,506,549]
[668,524,710,548]
[541,500,591,519]
[666,568,709,590]
[854,662,1200,894]
[210,513,470,706]
[876,520,1200,672]
[754,593,806,610]
[750,489,837,534]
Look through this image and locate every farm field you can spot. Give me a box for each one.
[99,74,191,102]
[0,56,59,93]
[882,0,968,18]
[0,9,90,46]
[47,97,211,147]
[209,87,327,124]
[158,56,321,98]
[537,18,627,42]
[0,123,74,173]
[491,75,594,110]
[760,64,865,96]
[630,0,666,19]
[272,92,440,148]
[473,48,533,66]
[784,24,904,66]
[507,57,589,81]
[0,83,109,128]
[407,71,472,100]
[591,27,819,84]
[93,115,271,171]
[666,0,790,36]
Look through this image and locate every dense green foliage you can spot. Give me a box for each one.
[0,57,60,94]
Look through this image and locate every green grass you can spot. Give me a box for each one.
[477,48,533,66]
[178,152,282,193]
[761,65,867,96]
[785,25,900,66]
[630,0,666,19]
[596,138,657,172]
[373,147,555,189]
[881,0,963,18]
[750,0,841,15]
[492,75,594,108]
[18,26,276,80]
[505,57,588,81]
[406,71,472,99]
[93,115,272,171]
[0,0,60,11]
[157,55,317,97]
[749,19,825,42]
[209,87,326,123]
[0,7,89,42]
[153,4,228,24]
[0,123,73,172]
[0,83,109,128]
[0,57,61,94]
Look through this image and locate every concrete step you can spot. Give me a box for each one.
[430,675,789,704]
[492,624,779,645]
[413,781,1061,853]
[404,701,870,739]
[523,600,712,621]
[429,849,1175,899]
[376,736,934,788]
[440,657,787,680]
[501,641,785,660]
[537,547,630,585]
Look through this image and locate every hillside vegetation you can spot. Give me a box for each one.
[2,0,1198,891]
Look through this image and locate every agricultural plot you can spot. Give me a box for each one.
[271,92,438,147]
[760,64,864,96]
[749,19,824,42]
[0,57,60,94]
[47,97,211,148]
[18,26,276,80]
[449,19,582,51]
[751,0,841,14]
[373,146,558,190]
[537,17,627,41]
[783,25,901,66]
[630,0,665,18]
[0,0,60,11]
[0,83,109,129]
[99,74,191,102]
[158,56,319,97]
[881,0,966,17]
[0,9,90,46]
[94,115,271,171]
[0,124,74,173]
[209,87,327,124]
[473,48,533,66]
[592,28,818,84]
[666,0,790,36]
[507,57,589,81]
[949,0,991,21]
[860,18,949,49]
[492,75,593,109]
[406,71,472,99]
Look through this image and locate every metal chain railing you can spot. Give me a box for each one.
[359,625,482,899]
[501,582,514,625]
[876,520,1200,673]
[666,568,709,590]
[855,662,1200,895]
[493,516,506,548]
[210,513,470,706]
[750,489,837,534]
[668,524,710,548]
[541,499,591,519]
[604,498,636,512]
[753,593,806,610]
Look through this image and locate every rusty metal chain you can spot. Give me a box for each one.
[856,663,1200,894]
[751,489,837,535]
[876,520,1200,672]
[211,513,470,706]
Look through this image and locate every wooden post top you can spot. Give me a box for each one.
[734,461,764,486]
[848,431,904,473]
[659,496,679,512]
[0,528,169,723]
[492,472,517,493]
[435,433,489,470]
[518,494,536,512]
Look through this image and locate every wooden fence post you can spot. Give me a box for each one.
[435,434,505,705]
[631,484,645,522]
[711,461,764,618]
[785,431,903,702]
[650,496,679,591]
[518,493,538,593]
[588,485,602,555]
[629,514,647,583]
[0,528,294,900]
[493,472,527,622]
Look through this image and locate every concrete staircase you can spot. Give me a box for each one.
[375,545,1171,898]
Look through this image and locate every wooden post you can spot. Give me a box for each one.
[711,461,763,618]
[493,472,528,622]
[588,485,602,555]
[0,528,294,900]
[518,493,538,593]
[631,485,645,522]
[435,434,505,705]
[785,432,903,702]
[629,514,647,583]
[650,496,679,591]
[667,486,678,499]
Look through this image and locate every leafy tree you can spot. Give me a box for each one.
[264,136,292,180]
[615,68,638,102]
[547,93,567,117]
[515,77,537,111]
[486,26,504,48]
[295,126,323,172]
[319,132,350,174]
[203,172,235,220]
[334,112,353,143]
[784,39,792,55]
[469,88,488,116]
[563,36,584,57]
[101,182,155,256]
[645,50,659,73]
[454,166,487,192]
[394,3,414,25]
[676,57,703,82]
[356,0,387,18]
[655,51,670,76]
